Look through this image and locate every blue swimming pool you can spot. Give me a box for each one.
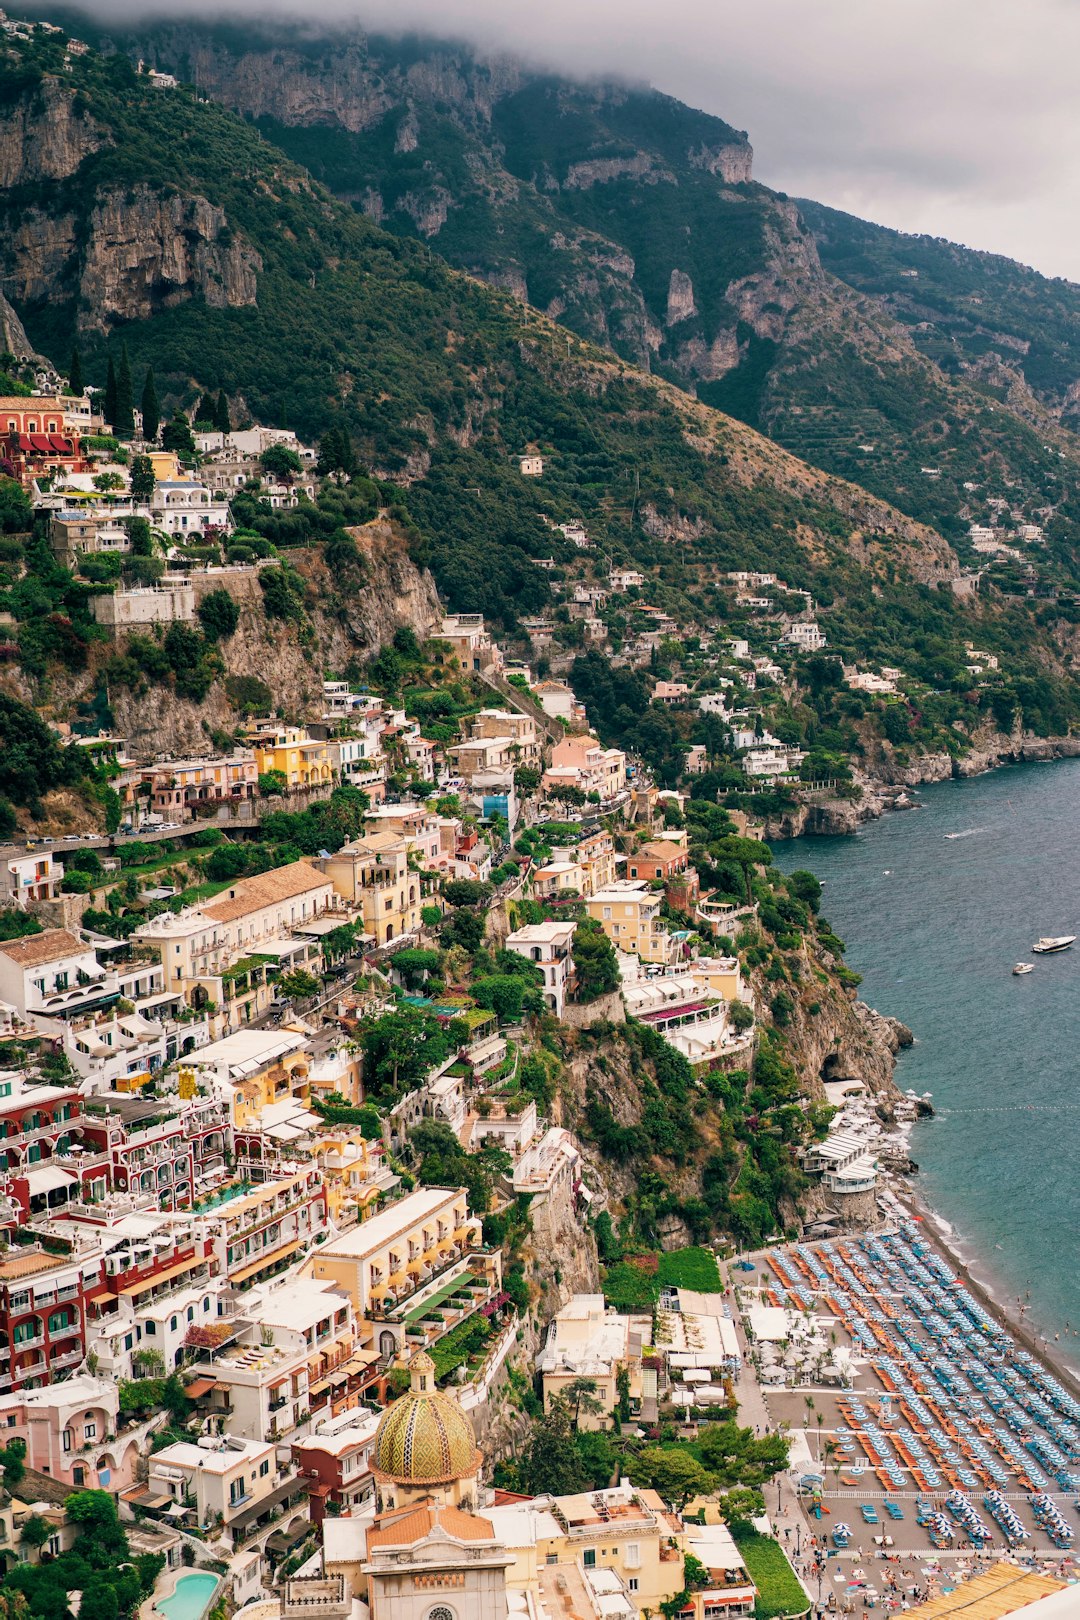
[156,1573,220,1620]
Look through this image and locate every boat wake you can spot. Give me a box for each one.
[944,828,983,840]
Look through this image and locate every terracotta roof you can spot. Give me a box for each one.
[636,841,687,864]
[202,861,327,922]
[366,1502,495,1549]
[0,928,84,967]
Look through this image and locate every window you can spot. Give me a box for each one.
[628,1579,639,1593]
[425,1609,456,1620]
[259,1460,269,1477]
[624,1543,641,1569]
[582,1550,596,1569]
[145,1321,156,1336]
[83,1423,96,1441]
[62,1429,73,1453]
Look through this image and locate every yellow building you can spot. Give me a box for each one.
[145,449,181,482]
[584,881,678,965]
[309,1128,401,1228]
[306,1185,497,1361]
[494,1483,685,1616]
[317,832,421,945]
[249,723,334,789]
[133,860,335,1031]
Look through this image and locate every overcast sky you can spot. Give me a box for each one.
[76,0,1080,280]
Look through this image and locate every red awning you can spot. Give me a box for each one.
[14,434,32,451]
[28,434,53,454]
[48,434,73,453]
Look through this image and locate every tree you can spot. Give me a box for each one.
[193,391,217,427]
[1,1435,26,1490]
[68,345,84,397]
[129,454,155,504]
[198,589,240,640]
[521,1399,589,1496]
[572,919,619,1002]
[628,1445,715,1510]
[0,475,31,534]
[279,969,320,1001]
[114,343,134,439]
[104,354,118,427]
[125,514,155,555]
[161,410,195,457]
[262,443,303,481]
[317,424,356,478]
[712,835,773,905]
[215,390,231,434]
[18,1514,52,1552]
[362,1007,451,1102]
[787,869,822,914]
[563,1376,604,1430]
[140,366,160,442]
[514,764,541,795]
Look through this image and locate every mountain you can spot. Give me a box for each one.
[28,11,1080,584]
[799,200,1080,424]
[0,19,1076,757]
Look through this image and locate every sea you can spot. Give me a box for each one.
[771,757,1080,1363]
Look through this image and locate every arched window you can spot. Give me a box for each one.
[426,1608,456,1620]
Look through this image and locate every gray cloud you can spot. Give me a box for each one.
[62,0,1080,278]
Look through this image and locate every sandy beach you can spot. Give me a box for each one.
[892,1181,1080,1406]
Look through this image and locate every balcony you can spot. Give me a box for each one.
[12,1332,45,1353]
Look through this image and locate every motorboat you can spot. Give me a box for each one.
[1012,962,1034,976]
[1031,936,1076,954]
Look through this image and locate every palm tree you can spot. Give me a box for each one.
[563,1377,605,1430]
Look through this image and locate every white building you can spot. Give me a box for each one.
[781,621,827,651]
[151,480,232,537]
[504,921,576,1017]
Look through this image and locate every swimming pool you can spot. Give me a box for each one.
[156,1572,220,1620]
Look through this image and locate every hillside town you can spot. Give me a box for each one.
[0,312,1074,1612]
[0,372,898,1620]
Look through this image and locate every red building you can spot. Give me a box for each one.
[0,1237,108,1394]
[292,1414,379,1523]
[0,396,92,487]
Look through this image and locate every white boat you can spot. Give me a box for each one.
[1031,936,1076,954]
[1012,963,1034,976]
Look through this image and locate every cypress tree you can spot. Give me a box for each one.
[104,355,118,428]
[194,392,216,426]
[68,345,83,397]
[140,366,160,443]
[114,342,134,438]
[215,390,231,435]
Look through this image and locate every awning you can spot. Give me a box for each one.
[183,1377,217,1399]
[23,1165,78,1196]
[229,1239,301,1285]
[48,434,73,453]
[340,1350,380,1374]
[309,1379,331,1398]
[113,1255,206,1296]
[29,433,53,454]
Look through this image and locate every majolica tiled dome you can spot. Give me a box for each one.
[372,1351,482,1486]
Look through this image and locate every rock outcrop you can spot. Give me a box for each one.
[0,76,104,186]
[79,187,261,328]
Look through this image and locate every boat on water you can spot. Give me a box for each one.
[1013,963,1034,976]
[1031,935,1076,954]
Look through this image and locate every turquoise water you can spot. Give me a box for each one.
[772,758,1080,1356]
[156,1574,219,1620]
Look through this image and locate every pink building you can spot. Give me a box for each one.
[0,1373,142,1493]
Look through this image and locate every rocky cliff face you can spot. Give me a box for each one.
[0,81,260,334]
[0,74,103,185]
[78,187,261,329]
[71,521,439,757]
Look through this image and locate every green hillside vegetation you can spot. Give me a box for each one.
[60,17,1080,584]
[800,199,1080,408]
[0,26,1076,749]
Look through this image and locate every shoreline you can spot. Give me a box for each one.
[883,1176,1080,1407]
[766,740,1080,842]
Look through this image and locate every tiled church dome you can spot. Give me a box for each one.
[371,1351,482,1486]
